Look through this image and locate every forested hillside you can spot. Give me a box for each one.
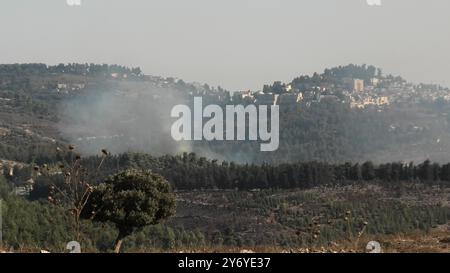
[1,63,450,164]
[2,64,450,253]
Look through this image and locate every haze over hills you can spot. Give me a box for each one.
[1,63,450,164]
[2,63,450,253]
[3,0,450,255]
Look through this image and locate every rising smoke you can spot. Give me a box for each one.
[58,81,194,156]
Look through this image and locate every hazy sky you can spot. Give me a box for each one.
[1,0,449,90]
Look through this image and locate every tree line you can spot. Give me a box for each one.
[21,153,450,199]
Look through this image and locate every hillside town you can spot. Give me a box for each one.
[232,74,450,109]
[3,64,448,111]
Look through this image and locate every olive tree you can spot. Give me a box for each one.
[83,169,176,253]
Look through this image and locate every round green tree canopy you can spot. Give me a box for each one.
[84,169,176,239]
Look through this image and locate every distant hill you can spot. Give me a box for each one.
[1,63,450,164]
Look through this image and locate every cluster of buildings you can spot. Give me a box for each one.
[56,82,86,93]
[51,71,450,110]
[231,77,450,109]
[231,77,387,108]
[233,90,303,106]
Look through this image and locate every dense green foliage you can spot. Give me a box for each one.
[83,169,176,252]
[2,175,449,252]
[30,153,450,195]
[0,63,141,85]
[196,99,402,163]
[1,174,194,252]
